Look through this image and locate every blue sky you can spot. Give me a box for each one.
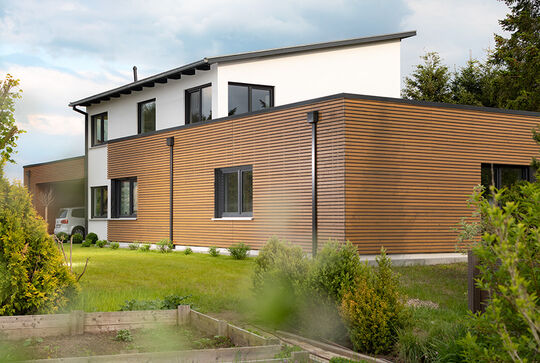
[0,0,509,180]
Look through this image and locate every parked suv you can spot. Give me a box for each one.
[54,207,85,237]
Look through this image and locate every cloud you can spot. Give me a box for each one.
[19,114,83,136]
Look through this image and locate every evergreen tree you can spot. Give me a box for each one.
[402,52,452,103]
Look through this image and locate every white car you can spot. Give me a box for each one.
[54,207,86,237]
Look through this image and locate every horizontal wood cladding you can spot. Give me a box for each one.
[345,99,539,254]
[108,99,345,251]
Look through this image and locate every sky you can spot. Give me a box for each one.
[0,0,509,181]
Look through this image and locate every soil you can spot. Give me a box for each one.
[3,325,234,361]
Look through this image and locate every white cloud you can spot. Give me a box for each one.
[19,114,83,135]
[400,0,509,81]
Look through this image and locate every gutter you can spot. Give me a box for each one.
[72,106,89,235]
[307,111,319,257]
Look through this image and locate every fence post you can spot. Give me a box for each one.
[69,310,84,335]
[177,305,191,326]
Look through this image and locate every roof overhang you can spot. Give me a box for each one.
[69,30,416,108]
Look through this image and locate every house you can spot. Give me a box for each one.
[24,31,540,255]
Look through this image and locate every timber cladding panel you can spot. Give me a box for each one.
[344,98,539,254]
[107,99,345,251]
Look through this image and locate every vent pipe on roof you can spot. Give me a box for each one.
[133,66,138,82]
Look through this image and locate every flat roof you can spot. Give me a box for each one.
[69,31,416,107]
[23,155,85,169]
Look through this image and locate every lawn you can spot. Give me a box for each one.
[66,245,255,313]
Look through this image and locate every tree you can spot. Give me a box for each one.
[37,186,55,223]
[490,0,540,112]
[0,74,24,164]
[402,52,453,102]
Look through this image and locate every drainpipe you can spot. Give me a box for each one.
[72,106,89,234]
[307,111,319,257]
[166,137,175,243]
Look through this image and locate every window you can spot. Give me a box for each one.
[228,83,273,116]
[91,186,108,218]
[91,113,108,146]
[185,84,212,124]
[111,177,137,218]
[481,164,533,191]
[215,166,253,218]
[72,208,85,218]
[138,99,156,134]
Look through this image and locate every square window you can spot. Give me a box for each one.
[215,166,253,218]
[228,83,273,116]
[138,99,156,134]
[111,177,137,218]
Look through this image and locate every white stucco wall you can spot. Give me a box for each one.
[87,145,108,240]
[215,40,401,117]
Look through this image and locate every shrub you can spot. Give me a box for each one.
[128,243,139,250]
[458,183,540,362]
[81,240,91,248]
[114,329,133,342]
[85,232,98,244]
[209,246,220,257]
[157,239,174,253]
[56,232,69,242]
[110,242,120,250]
[95,240,107,248]
[228,242,250,260]
[184,247,193,255]
[0,173,78,315]
[120,294,190,311]
[139,244,151,252]
[339,249,406,355]
[309,240,363,303]
[71,233,83,244]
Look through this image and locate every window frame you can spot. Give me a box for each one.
[185,83,212,124]
[137,98,156,134]
[481,163,532,189]
[90,186,108,219]
[215,165,253,218]
[90,112,107,146]
[227,82,274,116]
[111,177,137,218]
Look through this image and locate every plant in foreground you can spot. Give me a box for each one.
[209,246,220,257]
[114,329,133,342]
[228,243,250,260]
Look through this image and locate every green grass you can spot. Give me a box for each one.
[66,245,254,313]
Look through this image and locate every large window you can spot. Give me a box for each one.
[112,177,137,218]
[138,99,156,134]
[228,83,273,116]
[91,113,108,146]
[215,166,253,218]
[186,84,212,124]
[91,186,107,218]
[481,164,533,191]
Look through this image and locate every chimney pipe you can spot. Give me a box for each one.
[133,66,138,82]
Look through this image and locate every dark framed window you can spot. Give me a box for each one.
[228,82,273,116]
[215,166,253,218]
[91,113,108,146]
[185,84,212,124]
[91,186,108,218]
[111,177,137,218]
[481,164,533,191]
[138,99,156,134]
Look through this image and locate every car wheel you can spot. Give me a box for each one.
[72,226,85,238]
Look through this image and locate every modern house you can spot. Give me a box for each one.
[24,31,540,254]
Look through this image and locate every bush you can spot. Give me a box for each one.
[71,233,83,244]
[228,243,250,260]
[56,232,69,242]
[339,249,406,355]
[114,329,133,342]
[110,242,119,250]
[128,243,139,250]
[120,294,190,311]
[157,239,174,253]
[0,174,78,315]
[85,232,98,244]
[458,183,540,362]
[184,247,193,255]
[209,246,220,257]
[139,244,151,252]
[95,240,107,248]
[81,240,91,248]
